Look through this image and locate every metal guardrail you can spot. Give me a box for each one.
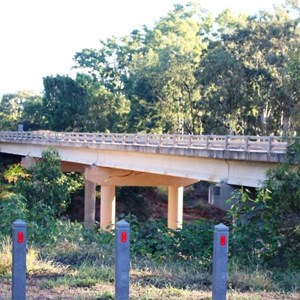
[0,131,288,153]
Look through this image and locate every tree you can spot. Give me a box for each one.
[0,90,41,130]
[126,3,207,133]
[0,149,82,243]
[22,96,45,130]
[197,43,251,134]
[42,75,88,131]
[75,73,130,133]
[72,2,299,136]
[15,148,71,217]
[215,4,300,135]
[228,139,300,268]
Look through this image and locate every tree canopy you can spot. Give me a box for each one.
[0,2,299,136]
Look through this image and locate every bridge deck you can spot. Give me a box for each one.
[0,131,288,163]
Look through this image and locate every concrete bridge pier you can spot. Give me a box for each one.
[100,185,116,231]
[168,186,183,230]
[84,179,96,228]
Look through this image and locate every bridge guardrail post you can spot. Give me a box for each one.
[115,220,130,300]
[268,136,272,153]
[205,135,209,148]
[224,136,229,150]
[245,136,249,151]
[12,220,27,300]
[212,223,229,300]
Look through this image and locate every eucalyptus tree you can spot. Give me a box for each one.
[72,2,299,136]
[288,45,300,134]
[195,9,254,135]
[197,2,300,136]
[73,3,211,134]
[73,36,132,133]
[197,44,251,134]
[126,3,209,134]
[217,3,300,135]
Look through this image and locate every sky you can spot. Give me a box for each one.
[0,0,286,98]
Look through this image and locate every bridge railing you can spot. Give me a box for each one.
[0,131,289,153]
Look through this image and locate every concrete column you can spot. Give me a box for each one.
[84,179,96,228]
[168,186,183,230]
[100,185,116,231]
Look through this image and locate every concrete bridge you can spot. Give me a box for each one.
[0,131,288,231]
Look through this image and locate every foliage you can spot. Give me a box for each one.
[72,1,299,135]
[1,3,299,136]
[0,149,83,244]
[42,75,88,131]
[116,187,152,221]
[15,148,71,217]
[0,193,28,238]
[0,90,42,131]
[3,163,28,183]
[228,140,300,268]
[0,154,21,184]
[75,73,130,133]
[130,218,213,269]
[37,219,114,267]
[22,96,45,130]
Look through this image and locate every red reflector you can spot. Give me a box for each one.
[220,235,226,246]
[121,232,127,243]
[18,232,24,244]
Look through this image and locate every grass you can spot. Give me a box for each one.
[0,223,299,299]
[0,237,66,277]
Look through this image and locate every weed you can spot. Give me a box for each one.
[0,237,65,276]
[0,237,12,275]
[99,291,114,299]
[42,261,113,289]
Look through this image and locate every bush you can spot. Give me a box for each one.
[0,148,85,245]
[227,140,300,269]
[130,218,214,269]
[15,148,71,217]
[0,193,28,238]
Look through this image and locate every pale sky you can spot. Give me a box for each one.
[0,0,286,98]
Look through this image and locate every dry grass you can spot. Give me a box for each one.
[0,234,299,299]
[0,237,66,277]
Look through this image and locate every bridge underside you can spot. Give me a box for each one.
[2,142,277,231]
[2,142,275,187]
[22,157,197,230]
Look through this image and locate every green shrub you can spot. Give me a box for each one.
[227,140,300,269]
[0,193,28,238]
[15,148,71,217]
[130,218,214,269]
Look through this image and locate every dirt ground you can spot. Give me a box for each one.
[1,278,300,300]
